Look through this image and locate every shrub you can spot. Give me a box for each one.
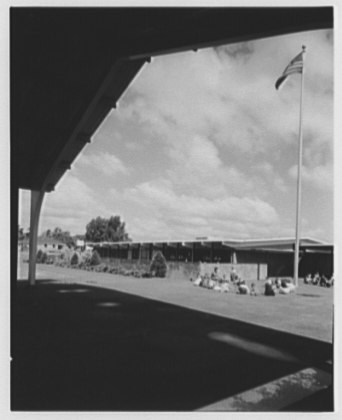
[94,264,108,272]
[150,251,167,278]
[123,269,134,276]
[70,253,79,266]
[46,255,54,264]
[90,250,101,266]
[142,271,152,278]
[55,260,66,267]
[41,252,48,264]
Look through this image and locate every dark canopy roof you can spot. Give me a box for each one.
[11,7,333,192]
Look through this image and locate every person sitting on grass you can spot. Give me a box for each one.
[312,272,320,285]
[230,266,239,283]
[236,279,249,295]
[213,279,223,292]
[201,273,210,289]
[274,278,281,289]
[280,279,297,294]
[278,279,292,294]
[250,282,258,296]
[213,267,227,292]
[319,275,328,287]
[193,272,203,287]
[304,273,312,284]
[220,275,230,293]
[325,274,334,288]
[208,267,219,289]
[264,279,276,296]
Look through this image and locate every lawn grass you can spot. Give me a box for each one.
[19,257,334,343]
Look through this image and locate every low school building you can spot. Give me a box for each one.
[90,237,333,281]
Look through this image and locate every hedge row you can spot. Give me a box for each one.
[48,249,168,278]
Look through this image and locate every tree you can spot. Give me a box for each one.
[70,253,79,266]
[90,250,101,266]
[150,251,167,278]
[41,227,75,248]
[85,215,131,242]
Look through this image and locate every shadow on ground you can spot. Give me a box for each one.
[11,280,333,411]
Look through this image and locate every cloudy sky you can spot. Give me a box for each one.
[19,29,334,242]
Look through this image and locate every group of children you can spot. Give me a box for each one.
[304,272,334,287]
[191,266,300,297]
[191,267,258,296]
[264,278,296,296]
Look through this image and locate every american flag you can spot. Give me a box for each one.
[275,50,304,90]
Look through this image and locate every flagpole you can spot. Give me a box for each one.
[293,45,306,287]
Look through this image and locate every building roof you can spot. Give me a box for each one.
[37,237,65,246]
[87,237,332,252]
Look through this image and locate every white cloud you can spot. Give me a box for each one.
[289,164,333,191]
[118,30,333,162]
[109,178,279,241]
[78,151,130,176]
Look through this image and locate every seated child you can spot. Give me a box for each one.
[201,273,210,288]
[325,274,334,288]
[320,275,328,287]
[304,273,312,284]
[230,267,239,283]
[220,274,230,293]
[312,272,320,285]
[210,267,220,289]
[237,284,250,295]
[193,273,203,286]
[221,282,230,293]
[264,279,276,296]
[279,279,296,294]
[250,282,258,296]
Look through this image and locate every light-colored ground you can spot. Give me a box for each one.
[18,254,333,343]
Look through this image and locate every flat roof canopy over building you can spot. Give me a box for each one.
[88,236,332,253]
[11,7,333,193]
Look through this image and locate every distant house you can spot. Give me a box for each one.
[37,237,67,255]
[75,239,85,249]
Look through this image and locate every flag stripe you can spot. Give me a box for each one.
[285,69,303,75]
[275,50,304,90]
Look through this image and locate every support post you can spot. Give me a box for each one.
[28,190,45,286]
